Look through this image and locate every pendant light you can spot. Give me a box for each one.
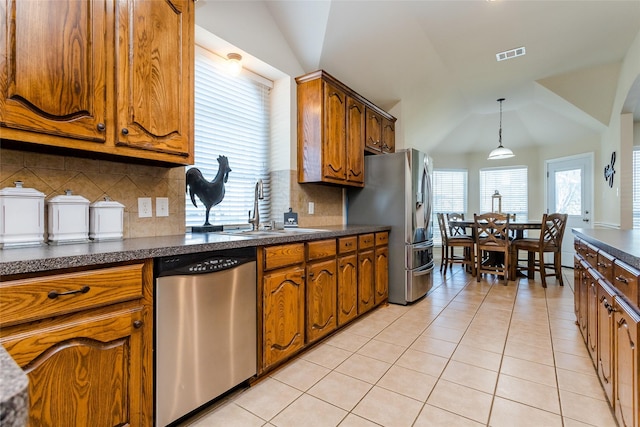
[488,98,514,160]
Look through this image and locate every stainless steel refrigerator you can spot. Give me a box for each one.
[347,148,434,305]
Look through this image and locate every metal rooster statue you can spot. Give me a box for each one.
[186,155,232,227]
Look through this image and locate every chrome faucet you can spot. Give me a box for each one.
[248,179,264,230]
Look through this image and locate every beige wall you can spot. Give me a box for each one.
[0,148,186,239]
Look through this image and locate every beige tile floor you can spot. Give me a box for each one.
[180,265,617,427]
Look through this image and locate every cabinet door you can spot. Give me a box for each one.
[579,260,589,344]
[338,254,358,326]
[587,268,598,365]
[1,306,147,427]
[365,108,382,152]
[574,255,582,321]
[346,96,365,185]
[0,0,107,142]
[381,117,395,153]
[306,259,337,343]
[375,246,389,305]
[358,250,375,314]
[116,0,193,159]
[263,267,305,368]
[597,279,616,404]
[614,298,640,427]
[322,82,347,181]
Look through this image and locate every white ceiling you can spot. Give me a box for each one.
[196,1,640,156]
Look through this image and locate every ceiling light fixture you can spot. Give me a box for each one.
[488,98,515,160]
[226,53,243,76]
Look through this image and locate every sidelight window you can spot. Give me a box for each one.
[634,148,640,229]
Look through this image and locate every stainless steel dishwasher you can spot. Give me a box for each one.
[154,247,257,426]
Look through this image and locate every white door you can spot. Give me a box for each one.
[546,154,594,267]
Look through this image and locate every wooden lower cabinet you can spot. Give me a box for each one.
[587,268,599,365]
[262,265,305,369]
[358,250,375,314]
[337,253,358,326]
[0,261,153,426]
[614,297,640,427]
[597,279,616,403]
[374,245,389,305]
[578,259,589,343]
[306,258,337,343]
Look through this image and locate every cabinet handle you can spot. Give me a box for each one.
[48,285,90,299]
[614,275,629,284]
[97,123,106,132]
[133,320,144,329]
[309,272,314,278]
[121,128,129,135]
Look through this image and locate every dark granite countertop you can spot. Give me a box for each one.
[0,225,391,276]
[0,345,28,427]
[572,228,640,269]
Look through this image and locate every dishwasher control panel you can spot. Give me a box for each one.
[155,247,256,277]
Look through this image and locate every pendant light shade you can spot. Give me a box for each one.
[488,98,514,160]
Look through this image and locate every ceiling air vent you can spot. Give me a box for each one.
[496,47,526,62]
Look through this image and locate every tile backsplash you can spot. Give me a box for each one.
[1,148,345,240]
[0,148,186,239]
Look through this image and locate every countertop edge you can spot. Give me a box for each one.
[0,346,28,427]
[572,228,640,270]
[0,225,391,276]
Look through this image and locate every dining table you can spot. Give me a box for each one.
[448,217,543,278]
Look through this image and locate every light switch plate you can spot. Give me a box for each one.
[138,197,152,218]
[156,197,169,217]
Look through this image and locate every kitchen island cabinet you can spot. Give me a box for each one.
[573,229,640,427]
[0,0,194,165]
[0,261,153,427]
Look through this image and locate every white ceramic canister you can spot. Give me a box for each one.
[89,197,124,241]
[0,181,45,248]
[47,190,90,244]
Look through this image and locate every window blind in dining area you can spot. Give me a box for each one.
[634,147,640,229]
[432,169,468,244]
[479,167,528,221]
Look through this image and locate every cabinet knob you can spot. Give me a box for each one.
[121,128,129,135]
[133,320,143,329]
[97,123,106,132]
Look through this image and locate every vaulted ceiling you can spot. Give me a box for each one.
[196,1,640,156]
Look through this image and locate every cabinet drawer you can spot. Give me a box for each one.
[264,243,305,271]
[359,233,375,250]
[338,236,357,254]
[596,251,615,283]
[0,264,145,327]
[307,239,336,261]
[613,260,640,306]
[375,232,389,246]
[584,243,598,267]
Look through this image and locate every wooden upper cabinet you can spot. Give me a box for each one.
[322,82,347,182]
[346,97,365,185]
[381,117,395,153]
[365,107,396,154]
[0,0,108,142]
[365,108,382,152]
[116,0,193,160]
[0,0,194,165]
[296,70,395,187]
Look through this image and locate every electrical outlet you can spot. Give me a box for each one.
[156,197,169,217]
[308,202,314,215]
[138,197,152,218]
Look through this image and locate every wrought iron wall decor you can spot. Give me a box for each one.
[604,151,616,188]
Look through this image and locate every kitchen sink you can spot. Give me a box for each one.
[217,227,328,237]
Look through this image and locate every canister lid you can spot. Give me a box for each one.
[0,181,45,198]
[48,189,89,205]
[90,196,124,209]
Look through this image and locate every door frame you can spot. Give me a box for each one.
[545,152,594,267]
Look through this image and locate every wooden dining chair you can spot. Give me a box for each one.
[437,213,475,276]
[446,213,467,236]
[510,213,568,287]
[474,212,510,284]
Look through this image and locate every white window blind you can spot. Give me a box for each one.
[479,167,528,221]
[187,46,272,228]
[634,148,640,229]
[432,169,468,244]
